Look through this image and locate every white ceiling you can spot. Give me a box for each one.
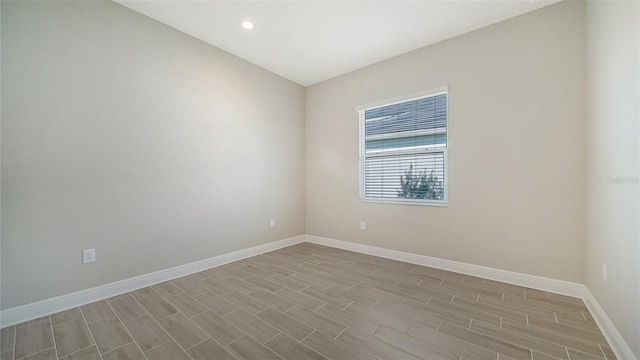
[114,0,559,86]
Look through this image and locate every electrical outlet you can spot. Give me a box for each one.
[602,263,607,282]
[83,248,96,264]
[270,219,276,228]
[360,221,366,230]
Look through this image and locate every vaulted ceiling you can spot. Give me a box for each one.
[115,0,559,86]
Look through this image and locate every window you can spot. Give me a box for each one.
[357,87,448,205]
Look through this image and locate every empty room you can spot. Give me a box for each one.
[1,0,638,359]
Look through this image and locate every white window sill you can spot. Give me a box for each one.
[359,198,448,207]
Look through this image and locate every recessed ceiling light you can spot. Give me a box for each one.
[242,21,254,30]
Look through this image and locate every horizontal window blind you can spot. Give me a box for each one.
[365,152,445,200]
[359,90,448,204]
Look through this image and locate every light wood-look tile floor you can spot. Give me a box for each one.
[1,243,615,360]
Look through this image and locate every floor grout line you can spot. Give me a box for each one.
[11,323,17,360]
[183,337,209,352]
[141,338,173,354]
[104,297,149,360]
[77,309,103,360]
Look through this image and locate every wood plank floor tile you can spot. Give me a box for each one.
[150,282,183,298]
[59,345,101,360]
[223,290,270,315]
[220,276,260,293]
[242,264,277,278]
[331,271,379,288]
[346,301,441,333]
[130,287,160,301]
[555,314,603,334]
[244,275,284,292]
[301,287,353,309]
[418,279,485,300]
[396,269,444,284]
[374,325,459,360]
[407,323,498,360]
[193,291,239,316]
[225,335,282,360]
[302,331,374,360]
[107,295,146,322]
[601,346,616,360]
[266,274,309,291]
[22,347,56,360]
[265,333,329,360]
[470,319,569,359]
[123,314,171,351]
[396,282,454,302]
[289,273,333,290]
[260,264,296,277]
[165,292,208,317]
[201,267,231,280]
[275,288,325,310]
[144,340,191,360]
[223,309,280,343]
[219,265,253,279]
[50,309,83,326]
[532,350,564,360]
[315,304,380,335]
[171,278,208,297]
[249,289,296,312]
[311,273,354,288]
[255,308,314,341]
[88,316,132,354]
[462,279,526,296]
[350,285,405,305]
[197,277,235,296]
[502,294,585,319]
[52,318,94,358]
[567,348,607,360]
[441,279,504,299]
[0,327,14,354]
[284,306,346,337]
[372,269,422,286]
[400,298,474,328]
[325,285,377,306]
[138,296,178,320]
[337,328,421,360]
[187,338,237,360]
[81,300,116,323]
[190,311,244,346]
[184,272,209,283]
[527,316,608,345]
[374,283,431,303]
[501,317,605,358]
[356,272,400,286]
[439,321,532,360]
[452,296,528,322]
[157,312,208,349]
[426,297,502,326]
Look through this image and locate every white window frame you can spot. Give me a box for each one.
[357,86,449,206]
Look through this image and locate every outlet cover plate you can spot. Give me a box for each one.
[83,248,96,264]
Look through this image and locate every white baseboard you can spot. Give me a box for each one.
[0,235,305,327]
[583,289,638,360]
[305,235,637,360]
[306,235,586,297]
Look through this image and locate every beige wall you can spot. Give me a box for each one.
[305,1,586,282]
[585,1,640,356]
[0,1,305,309]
